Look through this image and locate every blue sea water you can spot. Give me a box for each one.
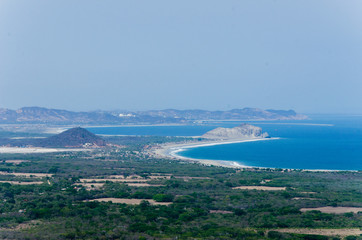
[87,125,217,137]
[87,115,362,170]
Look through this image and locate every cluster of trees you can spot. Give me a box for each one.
[0,140,360,239]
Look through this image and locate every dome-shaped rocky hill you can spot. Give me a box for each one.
[37,127,106,147]
[202,124,269,140]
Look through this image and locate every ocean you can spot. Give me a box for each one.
[87,115,362,170]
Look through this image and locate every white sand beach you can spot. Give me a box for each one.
[150,137,279,168]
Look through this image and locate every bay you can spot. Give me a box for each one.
[87,115,362,170]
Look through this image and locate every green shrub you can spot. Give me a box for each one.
[152,194,173,202]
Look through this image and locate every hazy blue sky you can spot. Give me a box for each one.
[1,0,362,114]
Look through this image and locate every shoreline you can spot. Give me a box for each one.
[149,138,359,172]
[150,137,278,169]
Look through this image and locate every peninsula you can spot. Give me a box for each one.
[202,124,269,140]
[151,124,273,168]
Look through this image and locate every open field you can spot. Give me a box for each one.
[292,197,320,200]
[209,210,233,214]
[0,220,42,231]
[0,171,53,178]
[232,186,287,191]
[99,174,143,179]
[174,176,211,180]
[148,175,171,179]
[0,180,44,185]
[0,147,90,153]
[300,207,362,214]
[271,228,362,237]
[3,160,30,164]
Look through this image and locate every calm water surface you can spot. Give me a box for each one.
[88,115,362,170]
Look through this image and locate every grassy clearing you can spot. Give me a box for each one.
[300,207,362,214]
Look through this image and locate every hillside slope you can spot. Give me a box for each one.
[202,124,269,139]
[36,127,106,147]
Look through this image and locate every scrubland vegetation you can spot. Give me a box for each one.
[0,136,360,239]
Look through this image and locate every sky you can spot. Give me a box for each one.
[0,0,362,114]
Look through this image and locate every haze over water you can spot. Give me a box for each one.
[89,115,362,170]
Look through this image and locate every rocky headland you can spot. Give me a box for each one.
[202,124,269,140]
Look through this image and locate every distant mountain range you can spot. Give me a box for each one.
[0,107,119,124]
[137,108,307,121]
[0,107,307,124]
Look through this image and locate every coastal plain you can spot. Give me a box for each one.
[0,123,360,239]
